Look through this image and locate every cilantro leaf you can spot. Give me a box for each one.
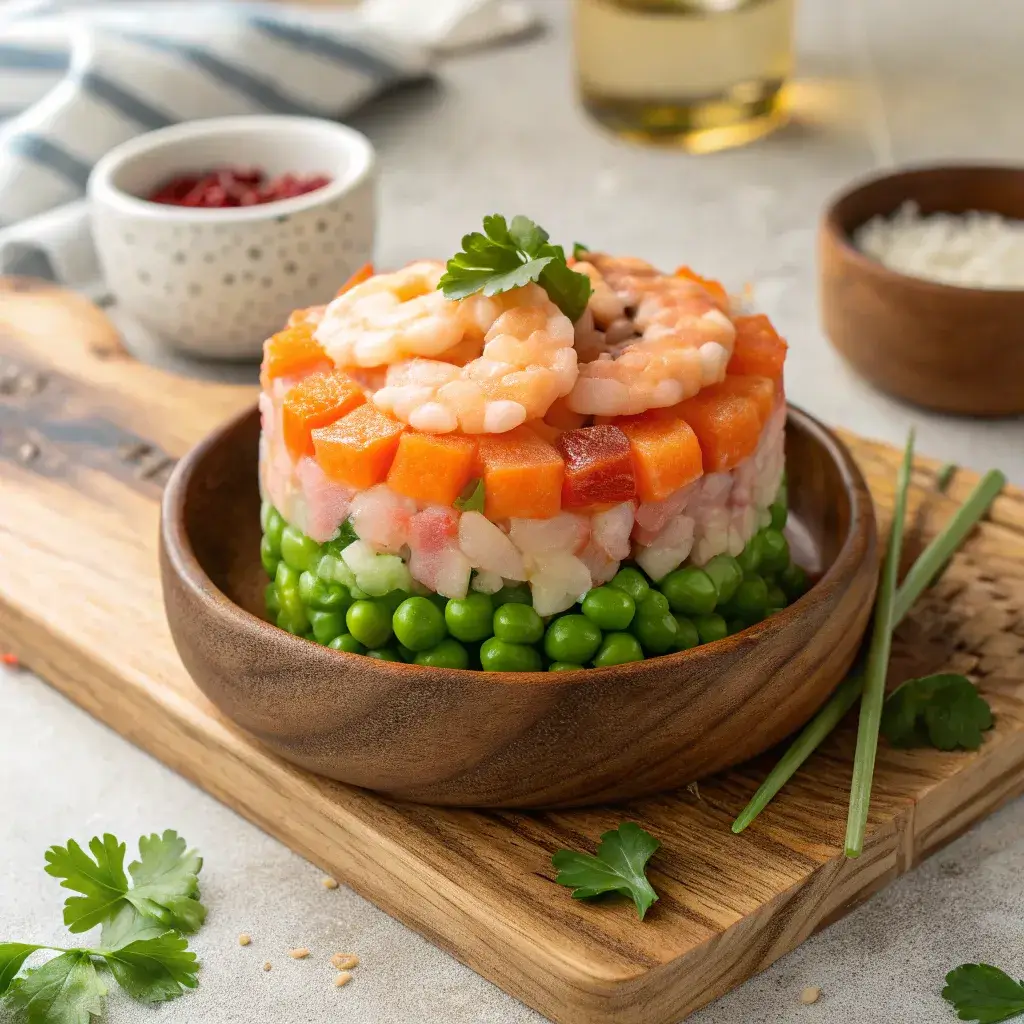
[44,836,129,934]
[7,951,106,1024]
[943,963,1024,1023]
[98,932,199,1004]
[454,479,485,513]
[1,944,45,996]
[881,674,993,752]
[551,823,660,920]
[99,904,170,951]
[125,831,205,934]
[439,214,592,322]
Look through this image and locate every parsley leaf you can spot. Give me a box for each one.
[44,836,129,934]
[439,214,593,322]
[943,963,1024,1023]
[881,673,993,751]
[98,933,199,1004]
[7,951,106,1024]
[551,823,660,920]
[572,242,590,259]
[1,945,45,997]
[99,905,170,951]
[454,479,485,513]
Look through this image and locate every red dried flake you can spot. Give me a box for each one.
[1,652,20,667]
[147,167,331,208]
[556,425,637,509]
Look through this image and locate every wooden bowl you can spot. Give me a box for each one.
[160,406,877,809]
[820,164,1024,417]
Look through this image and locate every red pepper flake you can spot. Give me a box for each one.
[148,166,331,208]
[2,652,20,667]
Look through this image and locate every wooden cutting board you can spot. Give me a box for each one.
[3,277,1024,1024]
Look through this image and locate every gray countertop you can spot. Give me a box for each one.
[4,1,1024,1022]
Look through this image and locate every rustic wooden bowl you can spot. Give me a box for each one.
[821,164,1024,417]
[160,405,877,809]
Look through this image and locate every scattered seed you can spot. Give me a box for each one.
[331,953,359,970]
[686,781,701,800]
[334,971,353,988]
[322,876,339,889]
[289,947,310,959]
[238,933,251,946]
[263,962,272,972]
[17,441,39,464]
[800,986,821,1005]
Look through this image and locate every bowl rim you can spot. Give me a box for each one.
[822,161,1024,300]
[88,114,376,224]
[160,403,876,686]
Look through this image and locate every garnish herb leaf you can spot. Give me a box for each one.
[440,214,593,322]
[0,945,45,997]
[99,905,170,952]
[454,479,485,513]
[881,674,993,752]
[552,823,660,920]
[572,242,590,259]
[98,933,199,1004]
[943,963,1024,1023]
[44,837,129,934]
[7,951,106,1024]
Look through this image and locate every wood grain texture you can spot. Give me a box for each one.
[160,404,877,808]
[2,279,1024,1024]
[820,164,1024,418]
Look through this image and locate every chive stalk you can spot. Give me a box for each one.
[731,465,1006,836]
[936,462,957,493]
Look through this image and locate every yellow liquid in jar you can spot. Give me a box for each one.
[574,0,796,152]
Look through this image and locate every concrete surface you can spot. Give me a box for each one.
[4,1,1024,1022]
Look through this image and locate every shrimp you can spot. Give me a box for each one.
[566,255,737,417]
[372,284,578,434]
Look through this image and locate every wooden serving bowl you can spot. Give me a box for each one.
[821,164,1024,417]
[160,406,877,809]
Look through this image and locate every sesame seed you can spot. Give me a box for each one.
[238,933,251,946]
[331,953,359,970]
[334,971,353,988]
[289,947,311,959]
[800,986,822,1005]
[322,877,339,890]
[263,962,272,972]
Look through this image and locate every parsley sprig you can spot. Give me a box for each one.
[881,673,993,751]
[439,215,593,322]
[2,831,205,1023]
[943,964,1024,1023]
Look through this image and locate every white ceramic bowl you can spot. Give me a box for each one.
[89,116,376,361]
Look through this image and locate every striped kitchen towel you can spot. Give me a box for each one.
[0,0,538,292]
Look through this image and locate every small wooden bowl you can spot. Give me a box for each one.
[160,406,877,809]
[820,164,1024,417]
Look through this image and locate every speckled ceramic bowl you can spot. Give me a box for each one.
[89,115,376,361]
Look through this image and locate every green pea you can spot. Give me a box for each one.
[277,609,309,636]
[581,587,635,631]
[280,525,321,572]
[392,597,447,652]
[493,584,533,607]
[397,643,416,662]
[264,507,285,554]
[639,590,671,615]
[299,571,351,613]
[543,615,602,664]
[260,536,280,578]
[365,648,400,662]
[695,613,728,644]
[736,533,763,576]
[260,500,273,533]
[770,502,788,531]
[380,590,411,614]
[480,638,543,672]
[328,633,365,654]
[779,563,809,602]
[494,603,544,645]
[766,583,788,610]
[703,554,743,605]
[592,633,644,667]
[759,529,790,574]
[309,609,346,645]
[275,562,308,632]
[608,567,650,603]
[346,600,393,649]
[673,615,700,651]
[548,662,584,672]
[415,638,470,669]
[426,592,449,612]
[445,593,494,643]
[632,606,679,654]
[727,577,769,620]
[264,583,280,619]
[660,567,718,616]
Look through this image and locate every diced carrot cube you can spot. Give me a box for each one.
[675,266,728,309]
[386,432,478,506]
[312,404,404,489]
[728,315,788,385]
[713,375,776,430]
[336,262,374,297]
[557,426,637,509]
[675,389,762,473]
[260,324,330,388]
[617,415,703,504]
[282,370,366,460]
[476,427,565,520]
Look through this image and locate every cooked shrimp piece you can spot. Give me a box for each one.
[373,284,578,434]
[567,254,737,417]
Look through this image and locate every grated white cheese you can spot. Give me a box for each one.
[853,201,1024,289]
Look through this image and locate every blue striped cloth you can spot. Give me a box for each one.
[0,0,533,292]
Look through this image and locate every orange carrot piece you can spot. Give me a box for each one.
[282,370,366,460]
[617,415,703,503]
[312,404,404,489]
[287,305,326,327]
[675,266,729,309]
[675,389,762,473]
[557,425,636,509]
[728,315,788,385]
[260,324,329,388]
[336,262,374,297]
[713,375,776,430]
[387,432,478,506]
[476,427,565,520]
